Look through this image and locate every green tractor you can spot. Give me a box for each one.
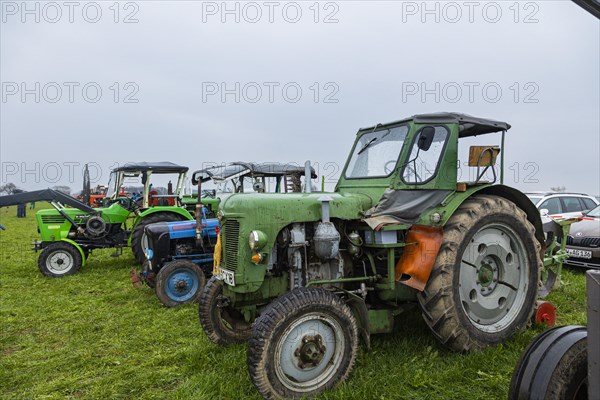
[202,113,576,399]
[0,162,193,277]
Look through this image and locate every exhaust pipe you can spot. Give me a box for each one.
[304,160,312,193]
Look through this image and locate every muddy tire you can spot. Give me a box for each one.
[155,260,206,307]
[248,287,359,400]
[38,242,83,277]
[509,325,588,400]
[199,276,252,345]
[130,213,182,264]
[418,195,541,352]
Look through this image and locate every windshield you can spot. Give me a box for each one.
[587,205,600,218]
[345,125,410,179]
[105,172,118,199]
[526,195,542,205]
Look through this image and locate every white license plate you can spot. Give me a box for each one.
[566,248,592,259]
[220,268,236,286]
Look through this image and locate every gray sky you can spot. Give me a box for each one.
[1,0,599,195]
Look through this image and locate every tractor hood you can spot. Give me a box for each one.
[220,192,373,223]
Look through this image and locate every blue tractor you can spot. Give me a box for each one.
[135,210,219,307]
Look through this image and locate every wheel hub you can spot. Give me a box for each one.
[293,335,326,369]
[174,279,189,292]
[476,256,499,296]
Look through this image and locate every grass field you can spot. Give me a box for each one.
[0,204,589,399]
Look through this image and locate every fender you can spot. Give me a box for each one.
[60,238,87,267]
[136,206,193,222]
[416,184,544,248]
[128,207,194,245]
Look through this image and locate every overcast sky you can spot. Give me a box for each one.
[1,0,598,195]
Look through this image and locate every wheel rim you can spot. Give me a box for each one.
[46,250,74,275]
[165,269,198,302]
[459,223,529,332]
[274,312,345,393]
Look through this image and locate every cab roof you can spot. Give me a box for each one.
[360,112,511,138]
[192,162,316,184]
[112,162,189,174]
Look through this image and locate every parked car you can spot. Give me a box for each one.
[525,192,599,218]
[564,205,600,269]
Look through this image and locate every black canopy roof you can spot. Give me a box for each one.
[113,162,189,174]
[360,112,511,138]
[192,162,316,184]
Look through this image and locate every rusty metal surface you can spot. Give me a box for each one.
[394,225,443,291]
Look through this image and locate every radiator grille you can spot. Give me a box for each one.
[567,235,600,248]
[223,219,240,271]
[41,215,66,224]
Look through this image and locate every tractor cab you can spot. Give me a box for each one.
[337,112,510,198]
[105,162,189,209]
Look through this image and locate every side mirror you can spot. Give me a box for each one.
[540,208,549,216]
[418,126,435,151]
[581,209,590,216]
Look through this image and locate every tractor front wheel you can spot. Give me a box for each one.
[247,287,359,400]
[155,260,206,307]
[38,242,83,277]
[130,213,182,264]
[418,195,541,352]
[199,276,252,345]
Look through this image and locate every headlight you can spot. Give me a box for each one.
[249,230,267,251]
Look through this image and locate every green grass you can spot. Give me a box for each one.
[0,205,589,399]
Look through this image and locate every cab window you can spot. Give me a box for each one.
[402,126,449,184]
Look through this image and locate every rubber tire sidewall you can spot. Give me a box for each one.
[452,210,539,347]
[247,287,359,400]
[419,195,541,351]
[199,276,252,345]
[38,242,83,278]
[155,260,206,307]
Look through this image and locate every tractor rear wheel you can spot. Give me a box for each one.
[38,242,83,277]
[199,276,252,345]
[247,287,359,400]
[155,260,206,307]
[418,195,541,352]
[130,213,182,264]
[509,325,588,400]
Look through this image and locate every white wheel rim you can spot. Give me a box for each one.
[274,312,345,393]
[46,250,74,275]
[459,223,529,333]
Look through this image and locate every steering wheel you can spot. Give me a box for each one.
[384,160,396,175]
[118,197,141,212]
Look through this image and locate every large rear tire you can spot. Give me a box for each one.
[247,287,359,400]
[130,213,182,264]
[509,325,588,400]
[418,195,541,352]
[38,242,83,277]
[199,276,252,345]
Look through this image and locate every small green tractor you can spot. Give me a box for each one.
[0,162,194,276]
[201,113,576,399]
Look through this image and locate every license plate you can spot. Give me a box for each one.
[566,248,592,259]
[220,268,236,286]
